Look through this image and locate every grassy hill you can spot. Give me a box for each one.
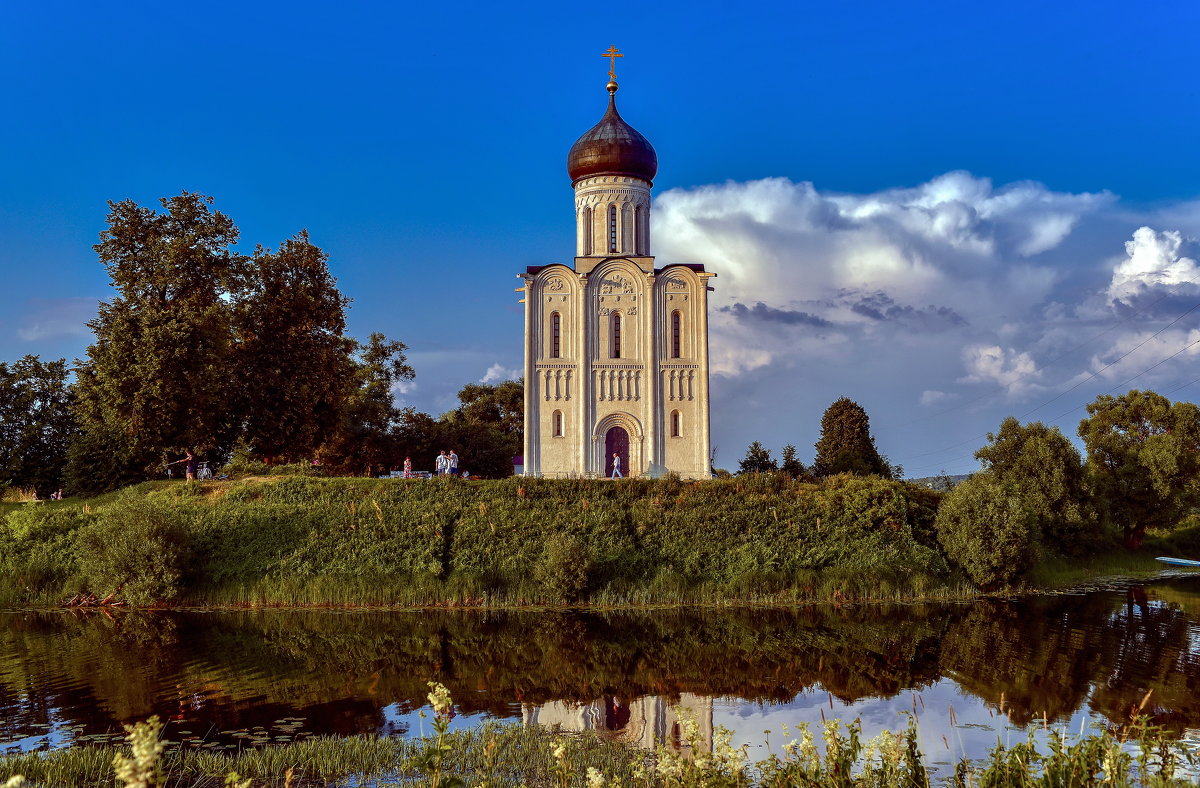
[0,474,960,608]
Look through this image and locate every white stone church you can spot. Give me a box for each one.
[519,68,714,479]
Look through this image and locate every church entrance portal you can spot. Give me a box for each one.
[605,426,629,477]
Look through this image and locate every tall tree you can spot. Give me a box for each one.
[438,380,524,477]
[779,444,808,479]
[975,417,1095,555]
[71,192,245,481]
[813,397,894,478]
[737,441,777,474]
[0,356,77,495]
[452,381,524,443]
[1078,390,1200,549]
[322,333,415,475]
[234,232,354,461]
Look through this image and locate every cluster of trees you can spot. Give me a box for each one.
[0,193,522,496]
[0,356,77,496]
[936,389,1200,587]
[733,390,1200,583]
[736,397,899,480]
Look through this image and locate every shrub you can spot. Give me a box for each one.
[535,535,592,603]
[935,473,1038,589]
[76,494,194,605]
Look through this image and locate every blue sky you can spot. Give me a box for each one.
[3,0,1199,473]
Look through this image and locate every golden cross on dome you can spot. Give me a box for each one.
[602,46,623,80]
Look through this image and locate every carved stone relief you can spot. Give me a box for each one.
[599,274,636,294]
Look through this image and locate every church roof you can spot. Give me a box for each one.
[566,81,658,184]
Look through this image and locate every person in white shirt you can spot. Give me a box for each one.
[435,451,448,476]
[611,452,622,479]
[449,450,459,477]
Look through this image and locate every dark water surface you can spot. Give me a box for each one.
[2,574,1199,765]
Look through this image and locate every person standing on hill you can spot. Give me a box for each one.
[435,451,447,476]
[448,450,459,477]
[403,457,413,478]
[167,450,197,481]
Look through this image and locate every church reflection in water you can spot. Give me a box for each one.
[522,694,713,753]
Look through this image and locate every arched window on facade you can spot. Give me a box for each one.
[553,410,563,437]
[550,312,561,358]
[671,311,682,358]
[608,205,618,253]
[671,410,682,438]
[611,312,621,358]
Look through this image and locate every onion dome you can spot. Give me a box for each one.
[567,81,658,184]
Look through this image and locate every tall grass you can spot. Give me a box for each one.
[0,702,1194,787]
[0,475,964,608]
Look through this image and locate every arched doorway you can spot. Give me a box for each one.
[605,426,629,477]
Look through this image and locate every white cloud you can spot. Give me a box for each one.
[958,345,1043,397]
[653,172,1109,393]
[480,363,520,384]
[1106,226,1200,305]
[1078,327,1200,386]
[920,390,958,407]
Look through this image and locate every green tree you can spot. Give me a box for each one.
[975,417,1097,555]
[737,441,777,474]
[323,333,415,475]
[935,473,1038,589]
[0,355,77,495]
[779,444,808,479]
[234,231,355,461]
[451,380,524,444]
[438,379,524,478]
[71,192,245,483]
[813,397,894,478]
[1078,390,1200,549]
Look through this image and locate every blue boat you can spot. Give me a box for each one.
[1156,556,1200,567]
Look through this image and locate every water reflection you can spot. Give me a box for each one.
[523,696,713,754]
[0,575,1197,755]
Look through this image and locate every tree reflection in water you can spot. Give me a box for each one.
[0,576,1197,752]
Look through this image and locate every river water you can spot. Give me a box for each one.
[1,574,1198,769]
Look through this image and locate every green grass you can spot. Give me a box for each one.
[0,474,1186,610]
[0,474,961,609]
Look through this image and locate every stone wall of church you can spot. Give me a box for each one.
[586,258,653,477]
[522,260,713,480]
[525,265,584,477]
[653,265,712,478]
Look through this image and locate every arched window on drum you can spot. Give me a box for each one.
[608,205,618,253]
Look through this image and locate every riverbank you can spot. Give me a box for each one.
[0,474,1187,609]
